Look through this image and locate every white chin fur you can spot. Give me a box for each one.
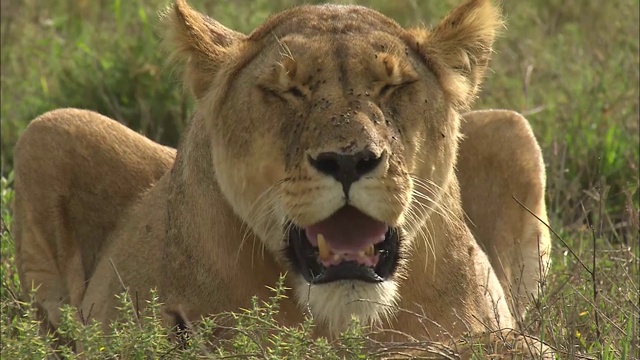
[292,275,398,335]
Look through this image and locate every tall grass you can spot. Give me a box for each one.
[1,0,638,358]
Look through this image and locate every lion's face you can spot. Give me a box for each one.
[167,0,499,331]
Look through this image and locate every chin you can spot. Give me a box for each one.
[291,275,399,334]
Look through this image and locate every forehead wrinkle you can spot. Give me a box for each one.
[333,39,351,95]
[248,25,409,93]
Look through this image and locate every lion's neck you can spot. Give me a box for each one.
[391,177,480,339]
[162,114,301,323]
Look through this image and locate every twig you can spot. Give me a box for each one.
[108,257,141,327]
[512,196,591,275]
[581,202,602,346]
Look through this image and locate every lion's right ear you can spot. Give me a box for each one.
[407,0,503,110]
[162,0,246,99]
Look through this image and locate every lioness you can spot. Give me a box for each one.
[14,0,551,353]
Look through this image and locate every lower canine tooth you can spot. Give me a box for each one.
[317,234,330,261]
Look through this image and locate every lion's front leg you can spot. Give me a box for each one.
[458,110,552,318]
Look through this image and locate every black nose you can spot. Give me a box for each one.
[308,150,384,195]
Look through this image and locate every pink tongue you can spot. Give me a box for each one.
[305,206,388,252]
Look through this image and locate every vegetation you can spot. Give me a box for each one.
[1,0,638,358]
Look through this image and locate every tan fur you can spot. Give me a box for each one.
[458,110,552,318]
[13,109,175,328]
[13,0,551,357]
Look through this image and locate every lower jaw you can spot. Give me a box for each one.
[303,262,384,284]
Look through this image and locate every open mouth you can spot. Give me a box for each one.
[285,205,400,284]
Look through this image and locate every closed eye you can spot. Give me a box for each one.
[287,86,306,100]
[379,84,395,97]
[259,84,307,103]
[379,81,415,97]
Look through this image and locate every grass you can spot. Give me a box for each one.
[1,0,638,358]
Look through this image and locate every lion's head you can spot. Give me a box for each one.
[165,0,501,331]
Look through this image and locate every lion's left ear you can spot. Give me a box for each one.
[407,0,503,109]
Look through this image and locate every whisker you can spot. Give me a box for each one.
[409,175,466,234]
[235,179,287,265]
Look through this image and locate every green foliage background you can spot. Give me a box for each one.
[1,0,638,358]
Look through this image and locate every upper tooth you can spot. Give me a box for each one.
[317,233,331,261]
[364,244,375,256]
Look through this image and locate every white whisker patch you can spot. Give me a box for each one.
[291,275,398,335]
